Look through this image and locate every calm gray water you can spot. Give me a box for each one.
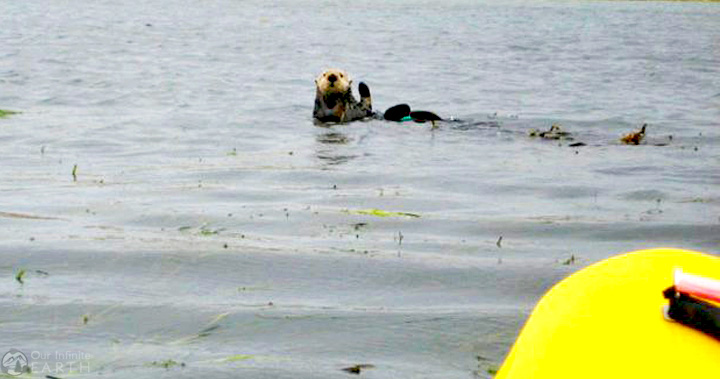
[1,0,719,377]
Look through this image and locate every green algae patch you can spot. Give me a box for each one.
[178,224,224,236]
[345,209,420,218]
[199,227,219,236]
[222,354,255,363]
[0,109,20,118]
[172,312,230,345]
[15,269,26,284]
[341,364,376,374]
[148,359,185,369]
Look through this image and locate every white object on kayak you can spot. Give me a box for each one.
[674,268,720,303]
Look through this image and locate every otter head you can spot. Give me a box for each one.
[315,69,352,96]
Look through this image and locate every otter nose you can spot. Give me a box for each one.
[328,74,337,83]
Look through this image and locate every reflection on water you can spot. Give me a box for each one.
[315,130,358,167]
[316,131,350,145]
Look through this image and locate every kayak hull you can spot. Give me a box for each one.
[496,248,720,379]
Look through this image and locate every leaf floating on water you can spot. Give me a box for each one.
[346,209,420,218]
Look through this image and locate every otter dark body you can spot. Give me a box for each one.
[313,84,373,123]
[313,69,373,123]
[313,69,443,124]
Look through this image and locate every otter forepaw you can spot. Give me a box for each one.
[358,82,371,99]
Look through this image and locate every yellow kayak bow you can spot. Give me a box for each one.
[496,248,720,379]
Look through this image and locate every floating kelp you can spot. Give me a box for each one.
[345,209,420,218]
[148,359,185,369]
[172,312,229,344]
[341,364,375,374]
[199,226,220,236]
[15,269,26,284]
[178,224,224,236]
[528,124,573,140]
[0,109,20,118]
[620,123,647,145]
[0,211,61,220]
[221,354,254,363]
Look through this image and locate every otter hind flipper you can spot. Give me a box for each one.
[384,104,411,121]
[409,110,442,123]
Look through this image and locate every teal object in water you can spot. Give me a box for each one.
[400,116,413,122]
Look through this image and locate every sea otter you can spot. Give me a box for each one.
[313,69,373,123]
[313,69,442,124]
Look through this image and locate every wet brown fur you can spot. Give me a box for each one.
[313,69,372,123]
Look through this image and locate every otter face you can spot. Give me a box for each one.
[315,69,351,96]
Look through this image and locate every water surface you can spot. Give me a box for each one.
[1,1,719,377]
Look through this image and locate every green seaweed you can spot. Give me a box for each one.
[199,227,220,236]
[529,124,573,140]
[346,209,420,218]
[148,359,185,369]
[222,354,254,362]
[0,109,20,118]
[341,364,375,374]
[15,269,26,284]
[178,224,224,236]
[680,197,713,204]
[196,324,220,338]
[172,312,229,344]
